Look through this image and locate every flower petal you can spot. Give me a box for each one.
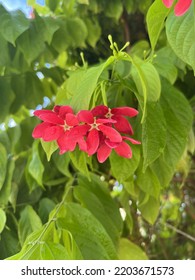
[77,110,94,123]
[122,136,141,145]
[86,129,99,155]
[53,105,61,113]
[99,125,122,142]
[97,118,116,124]
[34,109,52,117]
[112,107,138,117]
[105,139,119,148]
[78,138,87,152]
[114,141,132,158]
[91,105,108,117]
[57,132,76,153]
[97,143,112,163]
[65,113,79,126]
[32,122,53,138]
[58,106,73,119]
[113,115,134,134]
[69,124,90,140]
[35,112,64,125]
[174,0,192,16]
[162,0,174,8]
[43,126,64,141]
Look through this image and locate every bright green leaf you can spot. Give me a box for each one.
[118,238,148,260]
[146,0,170,50]
[29,141,44,188]
[69,149,90,179]
[110,145,140,183]
[57,203,118,260]
[166,5,195,72]
[18,205,42,246]
[142,102,166,170]
[41,140,58,161]
[0,208,6,233]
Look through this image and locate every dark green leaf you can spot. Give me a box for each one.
[0,142,7,191]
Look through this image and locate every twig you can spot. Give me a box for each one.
[165,223,195,242]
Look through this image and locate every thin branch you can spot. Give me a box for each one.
[165,223,195,242]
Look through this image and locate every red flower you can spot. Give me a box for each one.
[32,106,87,152]
[91,105,138,135]
[97,136,141,163]
[162,0,192,16]
[77,110,122,155]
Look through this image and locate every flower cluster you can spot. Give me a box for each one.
[32,105,140,163]
[162,0,192,16]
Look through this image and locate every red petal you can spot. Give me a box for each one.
[105,139,119,148]
[114,141,132,158]
[86,129,99,155]
[65,113,79,126]
[42,126,64,141]
[91,105,108,117]
[174,0,192,16]
[34,109,52,117]
[162,0,174,8]
[97,118,116,124]
[99,125,122,142]
[113,115,134,134]
[58,106,73,119]
[53,105,61,113]
[32,122,53,138]
[122,136,141,145]
[77,110,94,123]
[112,107,138,117]
[57,132,76,152]
[69,124,90,140]
[97,143,112,163]
[78,138,87,152]
[36,112,64,125]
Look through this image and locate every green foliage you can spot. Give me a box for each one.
[0,0,194,261]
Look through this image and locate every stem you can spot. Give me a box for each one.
[165,223,195,242]
[22,185,73,259]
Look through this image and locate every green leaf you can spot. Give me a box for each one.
[74,174,122,245]
[146,0,170,50]
[52,17,88,53]
[18,205,42,246]
[38,198,56,224]
[0,5,29,45]
[0,77,15,122]
[84,18,101,47]
[118,238,148,260]
[57,203,118,260]
[53,152,72,178]
[40,242,71,260]
[136,166,161,199]
[166,5,195,72]
[41,140,58,161]
[69,149,90,179]
[0,157,15,207]
[17,20,45,64]
[0,228,20,259]
[138,194,160,224]
[0,143,7,191]
[56,57,114,111]
[0,208,6,233]
[142,102,166,170]
[104,0,123,20]
[110,145,140,183]
[152,80,193,186]
[153,48,178,84]
[0,34,10,66]
[28,141,44,188]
